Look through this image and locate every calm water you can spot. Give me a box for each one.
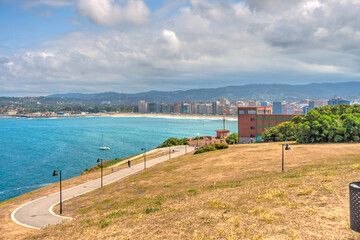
[0,116,237,201]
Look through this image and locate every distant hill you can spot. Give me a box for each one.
[48,82,360,104]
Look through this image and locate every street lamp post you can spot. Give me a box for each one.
[97,158,103,187]
[282,144,291,172]
[169,147,175,159]
[141,147,146,169]
[52,170,62,214]
[196,133,200,149]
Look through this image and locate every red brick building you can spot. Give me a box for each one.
[238,107,301,143]
[188,130,230,147]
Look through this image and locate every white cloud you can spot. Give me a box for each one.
[76,0,150,26]
[161,29,180,54]
[2,0,360,95]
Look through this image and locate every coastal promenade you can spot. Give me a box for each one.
[11,145,194,229]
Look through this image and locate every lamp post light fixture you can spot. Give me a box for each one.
[282,144,291,172]
[169,147,175,159]
[52,170,62,215]
[196,133,200,149]
[97,158,104,188]
[141,148,146,169]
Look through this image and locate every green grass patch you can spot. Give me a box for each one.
[283,172,302,178]
[287,183,299,188]
[297,188,313,196]
[188,189,197,195]
[76,207,93,214]
[144,207,160,214]
[106,211,126,219]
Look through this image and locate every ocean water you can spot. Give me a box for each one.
[0,116,237,202]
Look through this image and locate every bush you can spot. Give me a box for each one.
[226,133,238,144]
[180,137,189,145]
[214,143,229,149]
[194,145,216,154]
[157,137,189,148]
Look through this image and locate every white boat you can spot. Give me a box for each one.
[99,135,110,150]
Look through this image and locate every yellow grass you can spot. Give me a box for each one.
[2,142,360,239]
[0,149,167,239]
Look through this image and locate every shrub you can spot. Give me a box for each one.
[157,137,189,148]
[194,145,216,154]
[214,143,229,149]
[226,133,238,144]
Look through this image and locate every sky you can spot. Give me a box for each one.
[1,0,360,96]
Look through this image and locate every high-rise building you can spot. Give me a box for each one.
[303,106,309,115]
[198,103,213,114]
[260,101,268,107]
[328,97,351,106]
[219,97,230,106]
[282,104,295,114]
[147,103,159,113]
[181,102,192,114]
[191,102,198,114]
[160,103,170,113]
[138,100,147,113]
[309,100,327,110]
[212,101,220,114]
[272,102,282,114]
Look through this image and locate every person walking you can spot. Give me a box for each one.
[128,160,131,168]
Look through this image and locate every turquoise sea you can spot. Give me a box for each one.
[0,116,237,202]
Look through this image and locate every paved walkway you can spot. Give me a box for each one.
[11,145,194,229]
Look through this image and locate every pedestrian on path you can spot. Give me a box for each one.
[128,160,131,168]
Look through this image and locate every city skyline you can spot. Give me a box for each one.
[2,0,360,96]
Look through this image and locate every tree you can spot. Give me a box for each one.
[262,122,297,142]
[262,105,360,144]
[226,133,238,144]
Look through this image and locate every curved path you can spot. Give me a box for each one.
[11,145,194,229]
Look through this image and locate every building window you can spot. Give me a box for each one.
[239,110,247,114]
[248,110,256,114]
[250,126,255,130]
[250,118,255,122]
[250,135,255,137]
[258,110,265,114]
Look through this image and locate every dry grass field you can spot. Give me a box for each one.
[0,149,169,239]
[2,142,360,239]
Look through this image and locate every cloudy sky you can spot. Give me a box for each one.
[1,0,360,96]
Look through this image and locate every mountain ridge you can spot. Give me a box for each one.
[48,82,360,104]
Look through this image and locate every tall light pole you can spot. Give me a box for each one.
[141,148,146,169]
[169,147,175,159]
[197,133,200,149]
[97,158,103,187]
[52,170,62,214]
[282,144,291,172]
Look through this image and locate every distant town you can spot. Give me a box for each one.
[0,95,358,117]
[136,96,357,116]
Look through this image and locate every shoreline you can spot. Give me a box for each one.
[0,113,237,120]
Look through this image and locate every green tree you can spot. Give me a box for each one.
[226,133,238,144]
[262,122,297,142]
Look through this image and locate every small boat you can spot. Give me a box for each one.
[99,135,110,150]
